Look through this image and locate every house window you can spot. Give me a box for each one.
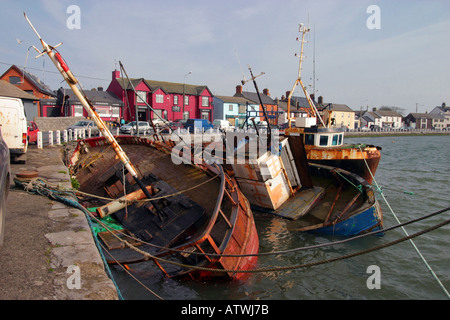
[156,94,164,103]
[136,91,147,103]
[184,96,189,105]
[228,104,234,111]
[202,96,209,107]
[9,76,21,85]
[183,111,189,120]
[201,110,210,120]
[174,96,179,105]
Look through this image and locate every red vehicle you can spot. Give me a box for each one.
[27,121,39,144]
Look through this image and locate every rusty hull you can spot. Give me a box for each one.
[66,136,259,281]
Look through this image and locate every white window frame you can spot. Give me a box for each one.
[136,91,147,104]
[202,96,209,107]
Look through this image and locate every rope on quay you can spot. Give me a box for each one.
[13,177,125,300]
[359,146,450,299]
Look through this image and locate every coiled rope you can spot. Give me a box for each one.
[13,177,125,300]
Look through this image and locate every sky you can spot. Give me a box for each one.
[0,0,449,115]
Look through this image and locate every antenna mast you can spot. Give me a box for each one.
[287,23,325,128]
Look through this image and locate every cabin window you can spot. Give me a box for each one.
[304,134,314,145]
[339,134,343,145]
[332,134,339,146]
[319,135,329,146]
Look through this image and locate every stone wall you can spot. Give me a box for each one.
[34,117,85,132]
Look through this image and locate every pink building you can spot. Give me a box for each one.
[107,70,214,122]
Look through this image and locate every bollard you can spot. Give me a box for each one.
[56,130,61,145]
[37,131,43,149]
[63,130,68,143]
[48,130,54,146]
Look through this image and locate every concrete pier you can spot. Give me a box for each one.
[0,145,119,300]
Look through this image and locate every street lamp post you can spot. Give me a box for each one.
[182,71,192,120]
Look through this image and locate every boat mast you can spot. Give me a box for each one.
[24,12,153,199]
[287,23,326,128]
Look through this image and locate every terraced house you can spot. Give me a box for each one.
[107,70,214,122]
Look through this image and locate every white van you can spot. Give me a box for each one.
[0,97,28,163]
[213,119,232,130]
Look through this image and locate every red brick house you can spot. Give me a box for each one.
[0,65,56,118]
[107,70,214,122]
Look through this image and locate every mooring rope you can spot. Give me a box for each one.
[100,215,450,275]
[90,202,450,258]
[359,145,450,299]
[14,175,450,298]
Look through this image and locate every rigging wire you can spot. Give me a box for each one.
[359,145,450,299]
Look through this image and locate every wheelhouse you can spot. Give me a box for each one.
[303,127,345,148]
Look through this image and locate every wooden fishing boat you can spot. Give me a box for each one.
[66,135,259,281]
[229,133,383,236]
[288,126,381,184]
[283,23,381,184]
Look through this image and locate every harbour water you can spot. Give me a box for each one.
[111,134,450,300]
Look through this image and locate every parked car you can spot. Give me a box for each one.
[0,127,10,246]
[184,119,214,133]
[67,120,99,135]
[0,97,28,163]
[119,121,152,134]
[27,121,39,144]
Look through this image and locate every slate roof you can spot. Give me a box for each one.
[234,91,277,105]
[215,95,252,105]
[0,79,38,100]
[115,78,211,96]
[57,88,124,106]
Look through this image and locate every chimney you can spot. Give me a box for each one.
[98,87,103,91]
[112,70,120,80]
[263,88,270,96]
[236,85,243,95]
[310,94,315,102]
[286,91,290,99]
[318,96,323,104]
